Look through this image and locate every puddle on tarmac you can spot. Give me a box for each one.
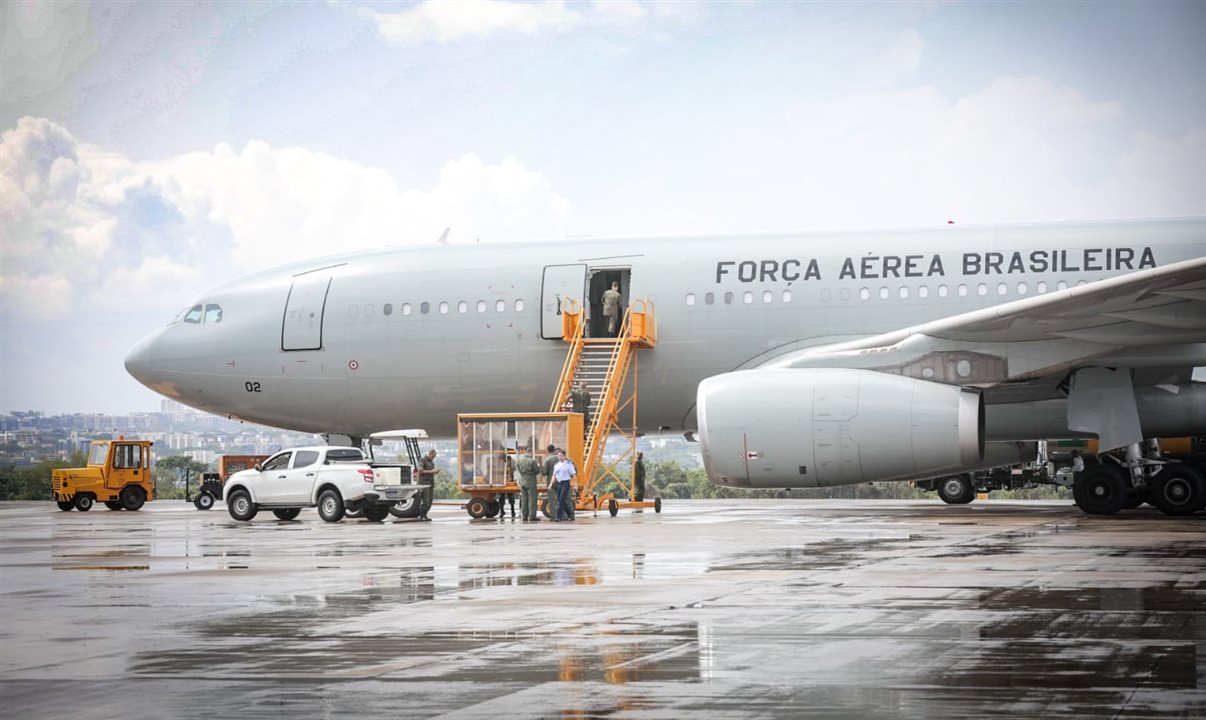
[708,538,900,573]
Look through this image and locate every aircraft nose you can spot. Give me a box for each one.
[124,333,156,387]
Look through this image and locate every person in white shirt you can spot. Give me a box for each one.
[551,450,577,522]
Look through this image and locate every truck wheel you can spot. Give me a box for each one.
[273,508,301,521]
[120,485,146,511]
[1149,465,1206,516]
[362,504,390,522]
[227,490,257,521]
[937,475,974,504]
[105,501,123,511]
[466,496,488,519]
[317,489,345,522]
[74,494,94,512]
[194,492,215,511]
[1073,465,1127,515]
[608,498,619,517]
[56,500,74,511]
[389,496,422,519]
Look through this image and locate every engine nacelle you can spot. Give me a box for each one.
[697,368,984,488]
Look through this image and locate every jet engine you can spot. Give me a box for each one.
[697,368,984,488]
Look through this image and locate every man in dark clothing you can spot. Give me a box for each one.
[633,451,646,502]
[542,444,558,519]
[570,381,592,440]
[416,449,437,521]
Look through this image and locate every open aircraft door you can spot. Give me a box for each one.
[281,271,332,351]
[541,264,586,339]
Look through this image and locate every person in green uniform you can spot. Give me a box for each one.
[416,449,437,521]
[542,444,558,518]
[515,448,541,522]
[602,281,622,337]
[633,451,646,502]
[570,381,592,440]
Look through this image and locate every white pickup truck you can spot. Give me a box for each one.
[223,446,419,522]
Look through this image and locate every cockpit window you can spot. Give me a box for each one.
[183,305,203,324]
[204,304,223,323]
[88,442,110,466]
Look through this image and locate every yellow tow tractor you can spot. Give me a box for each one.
[53,437,155,512]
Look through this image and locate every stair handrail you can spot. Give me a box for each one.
[581,308,634,478]
[549,299,587,412]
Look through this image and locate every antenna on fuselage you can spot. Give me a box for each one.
[436,227,450,245]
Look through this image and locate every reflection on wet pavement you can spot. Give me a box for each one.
[1,500,1202,719]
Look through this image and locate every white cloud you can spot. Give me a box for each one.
[0,117,573,324]
[353,0,695,44]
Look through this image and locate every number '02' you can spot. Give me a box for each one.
[244,381,262,393]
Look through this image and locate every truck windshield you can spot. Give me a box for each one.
[88,442,110,466]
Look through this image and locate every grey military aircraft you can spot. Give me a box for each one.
[125,217,1206,515]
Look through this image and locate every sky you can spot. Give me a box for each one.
[2,0,1205,414]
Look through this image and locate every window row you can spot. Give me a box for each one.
[349,298,527,318]
[684,279,1087,306]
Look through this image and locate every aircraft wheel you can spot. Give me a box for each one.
[361,504,390,522]
[1149,465,1206,516]
[466,496,488,519]
[654,497,662,513]
[74,494,94,512]
[1073,465,1127,515]
[608,498,619,517]
[937,475,974,505]
[56,500,74,511]
[227,490,257,521]
[273,508,302,521]
[389,496,422,518]
[120,485,146,511]
[194,492,215,511]
[105,501,124,511]
[317,490,345,523]
[1122,486,1147,510]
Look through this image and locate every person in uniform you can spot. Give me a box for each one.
[542,444,559,518]
[515,448,541,522]
[416,449,437,521]
[570,381,592,440]
[496,455,516,521]
[602,281,622,337]
[552,450,577,522]
[633,451,646,502]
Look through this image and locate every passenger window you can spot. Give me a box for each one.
[402,303,412,315]
[420,302,430,314]
[439,302,449,314]
[937,285,948,297]
[1057,280,1068,291]
[384,303,393,316]
[898,286,908,298]
[261,452,292,472]
[705,292,715,305]
[292,450,320,468]
[878,287,889,300]
[348,304,359,317]
[859,287,870,300]
[477,300,486,313]
[495,299,505,312]
[1017,282,1028,295]
[686,293,696,306]
[762,290,772,303]
[514,299,525,312]
[784,290,794,303]
[1037,281,1048,294]
[957,284,968,297]
[743,291,753,304]
[458,301,468,314]
[977,283,988,296]
[839,288,850,301]
[918,285,929,298]
[203,304,223,323]
[996,282,1007,296]
[183,305,203,324]
[723,292,734,305]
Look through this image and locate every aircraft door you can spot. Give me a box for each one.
[541,264,587,339]
[282,273,332,351]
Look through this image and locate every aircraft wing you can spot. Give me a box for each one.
[761,255,1206,386]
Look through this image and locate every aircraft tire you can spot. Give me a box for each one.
[1122,487,1147,510]
[273,508,302,521]
[56,500,74,511]
[227,490,257,521]
[1149,465,1206,516]
[1073,465,1127,515]
[120,485,146,511]
[361,504,390,522]
[317,490,345,523]
[466,496,488,519]
[74,494,94,512]
[937,475,974,505]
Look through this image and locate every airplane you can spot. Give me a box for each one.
[124,217,1206,516]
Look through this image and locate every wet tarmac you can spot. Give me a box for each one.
[1,499,1202,719]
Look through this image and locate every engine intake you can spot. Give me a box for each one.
[697,368,984,488]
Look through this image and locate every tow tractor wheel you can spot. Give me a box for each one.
[466,496,488,519]
[1073,464,1128,515]
[937,475,974,505]
[194,492,215,511]
[273,508,302,521]
[120,485,146,511]
[56,500,74,511]
[361,504,390,522]
[74,494,94,512]
[608,498,619,517]
[1149,465,1206,516]
[389,496,422,519]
